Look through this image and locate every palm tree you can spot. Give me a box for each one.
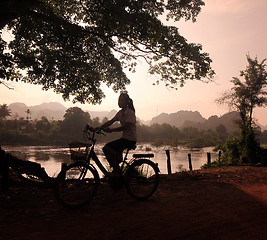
[25,109,31,121]
[0,104,11,120]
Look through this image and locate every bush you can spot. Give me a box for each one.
[214,137,243,165]
[213,135,265,166]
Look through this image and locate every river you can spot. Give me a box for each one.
[2,144,219,177]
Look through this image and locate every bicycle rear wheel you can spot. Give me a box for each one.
[125,159,159,200]
[55,162,99,208]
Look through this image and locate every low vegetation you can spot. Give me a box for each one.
[0,110,241,148]
[1,106,266,149]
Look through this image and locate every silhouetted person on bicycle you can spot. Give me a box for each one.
[98,93,137,176]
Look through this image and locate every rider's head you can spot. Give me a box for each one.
[118,92,135,112]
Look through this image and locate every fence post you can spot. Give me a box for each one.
[207,152,211,165]
[61,163,67,171]
[165,150,172,175]
[188,153,193,171]
[61,163,67,179]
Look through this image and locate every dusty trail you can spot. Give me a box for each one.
[1,167,267,240]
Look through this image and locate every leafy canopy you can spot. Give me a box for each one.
[60,106,91,138]
[217,55,267,127]
[0,0,214,104]
[216,55,267,164]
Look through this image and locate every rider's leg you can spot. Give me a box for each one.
[102,145,122,174]
[103,139,136,175]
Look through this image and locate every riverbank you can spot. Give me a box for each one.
[1,166,267,239]
[2,144,219,175]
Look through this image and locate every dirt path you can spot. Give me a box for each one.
[1,167,267,240]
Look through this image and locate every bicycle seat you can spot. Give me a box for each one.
[133,153,154,158]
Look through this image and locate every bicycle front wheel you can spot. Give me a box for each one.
[55,162,99,208]
[125,159,159,200]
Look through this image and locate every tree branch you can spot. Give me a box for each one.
[0,80,14,90]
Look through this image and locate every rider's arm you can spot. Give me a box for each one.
[100,116,117,129]
[108,109,135,133]
[109,122,133,132]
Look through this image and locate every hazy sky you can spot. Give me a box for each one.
[1,0,267,125]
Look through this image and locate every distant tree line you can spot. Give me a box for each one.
[0,105,250,147]
[1,104,266,148]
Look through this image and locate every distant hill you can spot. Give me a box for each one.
[182,112,240,133]
[150,110,206,128]
[7,102,117,121]
[30,102,66,112]
[149,110,241,132]
[8,102,67,120]
[8,102,28,117]
[6,102,266,131]
[88,109,117,120]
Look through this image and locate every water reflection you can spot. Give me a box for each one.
[2,144,219,177]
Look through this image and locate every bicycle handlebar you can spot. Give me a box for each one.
[84,124,106,136]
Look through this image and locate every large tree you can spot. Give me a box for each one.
[217,56,267,130]
[217,55,267,163]
[60,107,91,138]
[0,0,214,104]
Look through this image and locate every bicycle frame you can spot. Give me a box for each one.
[55,125,159,208]
[83,127,134,178]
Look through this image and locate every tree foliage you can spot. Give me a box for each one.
[0,104,11,119]
[35,116,51,132]
[1,0,214,103]
[0,106,236,147]
[59,107,91,139]
[217,55,267,128]
[216,55,267,163]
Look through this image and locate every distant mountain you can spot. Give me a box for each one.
[7,102,117,121]
[8,102,67,120]
[182,112,239,132]
[8,102,28,117]
[7,102,265,132]
[149,110,240,132]
[30,102,66,112]
[88,109,117,120]
[150,110,206,128]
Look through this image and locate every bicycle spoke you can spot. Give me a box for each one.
[55,162,99,208]
[126,159,159,200]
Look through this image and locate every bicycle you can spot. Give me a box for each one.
[54,125,160,208]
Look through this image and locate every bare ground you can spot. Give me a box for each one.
[1,166,267,240]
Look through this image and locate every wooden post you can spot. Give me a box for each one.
[188,153,193,171]
[61,163,67,179]
[207,152,211,164]
[165,150,172,175]
[61,163,67,171]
